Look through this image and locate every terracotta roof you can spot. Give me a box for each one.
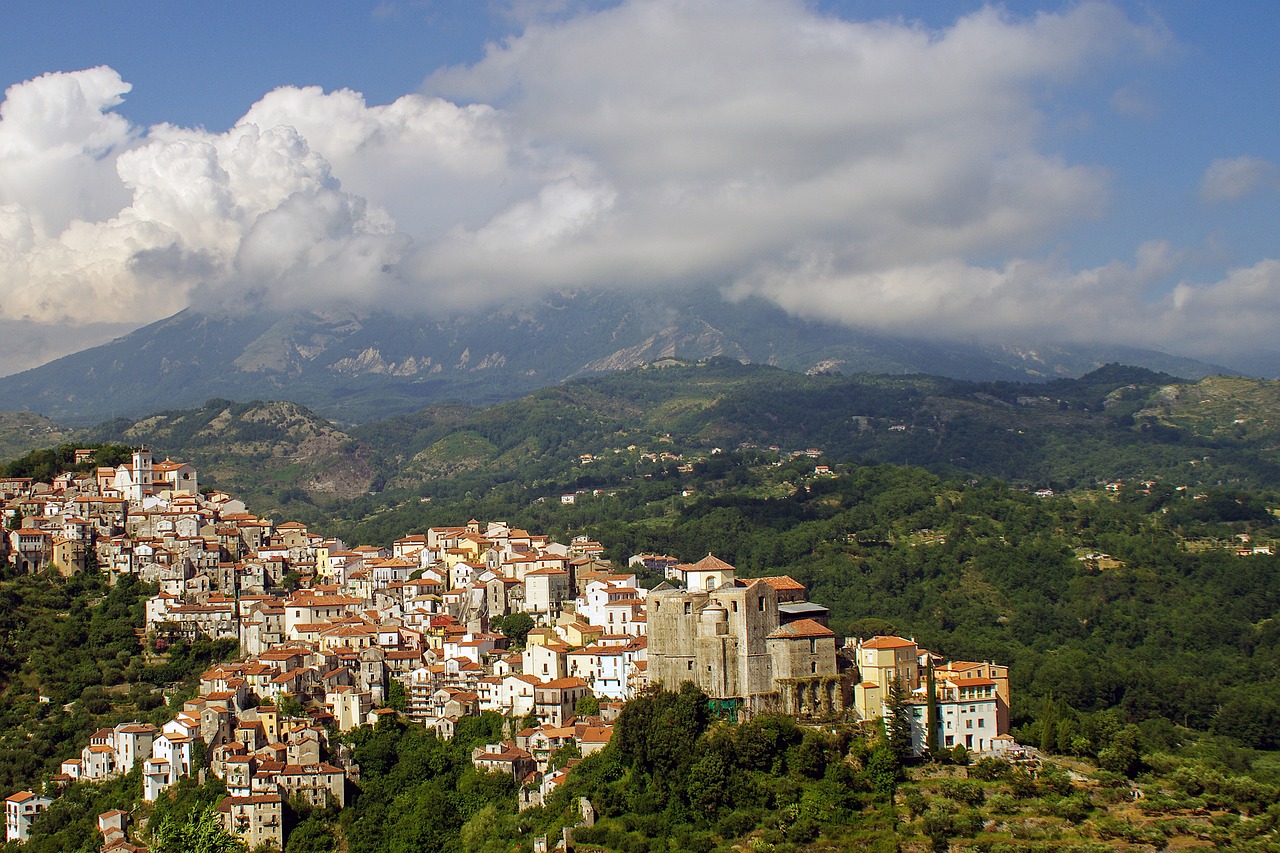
[861,635,916,650]
[753,575,806,591]
[682,553,736,572]
[766,619,835,640]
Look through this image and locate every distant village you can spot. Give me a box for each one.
[3,448,1014,850]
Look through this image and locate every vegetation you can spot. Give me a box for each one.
[0,360,1261,519]
[0,442,133,482]
[149,805,245,853]
[7,362,1280,848]
[0,569,237,795]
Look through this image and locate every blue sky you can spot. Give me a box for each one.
[0,1,1277,374]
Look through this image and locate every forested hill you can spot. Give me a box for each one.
[339,360,1280,514]
[8,360,1280,523]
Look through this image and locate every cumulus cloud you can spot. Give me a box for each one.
[1,0,1271,374]
[0,66,134,235]
[1200,155,1280,203]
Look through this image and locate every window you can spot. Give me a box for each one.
[811,662,817,673]
[978,718,985,728]
[687,661,693,670]
[965,719,972,729]
[731,601,738,612]
[965,734,973,748]
[684,602,691,615]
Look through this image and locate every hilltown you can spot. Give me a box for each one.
[2,448,1013,849]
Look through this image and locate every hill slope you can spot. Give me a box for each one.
[8,360,1274,523]
[88,399,378,504]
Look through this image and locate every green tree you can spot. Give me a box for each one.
[1039,697,1058,754]
[1098,725,1143,778]
[574,694,601,718]
[925,661,940,757]
[491,613,534,647]
[385,679,407,712]
[150,805,246,853]
[867,744,900,800]
[884,679,913,766]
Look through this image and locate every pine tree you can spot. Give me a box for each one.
[1039,696,1058,754]
[925,659,940,757]
[885,677,913,765]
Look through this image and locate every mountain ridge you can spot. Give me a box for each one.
[0,288,1235,426]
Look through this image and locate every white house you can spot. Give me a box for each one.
[5,791,52,842]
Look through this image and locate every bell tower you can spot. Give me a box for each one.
[132,446,153,492]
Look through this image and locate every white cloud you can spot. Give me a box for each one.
[412,0,1156,300]
[3,1,1272,375]
[0,67,134,236]
[1200,155,1280,203]
[725,240,1183,343]
[1160,259,1280,355]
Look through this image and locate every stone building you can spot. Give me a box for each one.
[647,558,843,717]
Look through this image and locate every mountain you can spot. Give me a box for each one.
[0,288,1233,426]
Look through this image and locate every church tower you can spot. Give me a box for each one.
[132,446,153,493]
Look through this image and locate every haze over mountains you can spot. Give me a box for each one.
[0,288,1233,426]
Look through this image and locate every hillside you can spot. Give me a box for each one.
[352,359,1270,489]
[87,399,378,504]
[0,412,77,462]
[0,288,1231,426]
[10,360,1280,524]
[40,358,1274,532]
[8,444,1280,851]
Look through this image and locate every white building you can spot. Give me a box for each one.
[937,677,1001,753]
[5,791,52,842]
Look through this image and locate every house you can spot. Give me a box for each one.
[152,459,199,495]
[277,763,346,808]
[934,678,1002,754]
[114,722,158,773]
[648,570,842,715]
[533,677,590,726]
[326,686,372,732]
[143,757,176,802]
[667,554,736,592]
[97,809,130,847]
[219,793,283,851]
[5,791,53,842]
[522,642,569,681]
[765,619,840,716]
[471,743,536,779]
[9,528,53,573]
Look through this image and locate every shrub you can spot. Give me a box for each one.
[938,780,985,807]
[969,757,1012,781]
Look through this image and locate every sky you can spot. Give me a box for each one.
[0,0,1277,377]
